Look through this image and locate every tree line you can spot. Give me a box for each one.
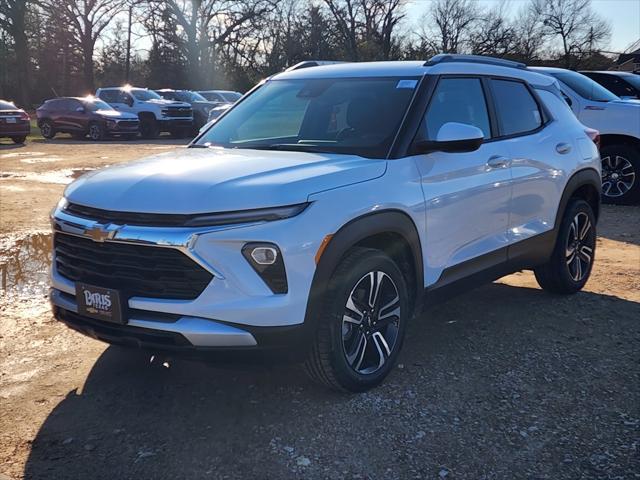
[0,0,614,107]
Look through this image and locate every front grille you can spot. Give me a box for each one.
[54,233,213,300]
[165,107,192,117]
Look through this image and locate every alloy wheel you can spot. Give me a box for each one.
[341,271,401,375]
[89,125,101,141]
[565,212,594,282]
[602,154,635,198]
[41,123,51,137]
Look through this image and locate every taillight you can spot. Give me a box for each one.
[19,111,30,121]
[585,128,600,150]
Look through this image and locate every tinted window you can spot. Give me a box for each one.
[423,78,491,139]
[491,79,542,136]
[200,92,225,102]
[551,71,618,102]
[99,90,119,103]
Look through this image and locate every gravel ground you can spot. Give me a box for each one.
[1,140,639,479]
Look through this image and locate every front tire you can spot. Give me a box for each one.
[534,199,596,294]
[139,118,159,139]
[88,123,105,141]
[11,136,26,144]
[304,248,409,392]
[600,144,639,205]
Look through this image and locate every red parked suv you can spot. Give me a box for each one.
[36,97,139,141]
[0,100,30,144]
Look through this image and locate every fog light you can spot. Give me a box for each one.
[242,243,287,294]
[250,246,277,265]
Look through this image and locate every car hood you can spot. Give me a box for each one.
[96,109,138,120]
[64,148,387,214]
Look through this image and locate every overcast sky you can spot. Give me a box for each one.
[407,0,640,53]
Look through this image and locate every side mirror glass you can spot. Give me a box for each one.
[413,122,484,154]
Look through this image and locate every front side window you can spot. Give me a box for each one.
[196,77,419,159]
[421,77,491,140]
[491,79,542,136]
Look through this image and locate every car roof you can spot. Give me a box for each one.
[97,86,147,91]
[580,70,636,77]
[275,60,555,87]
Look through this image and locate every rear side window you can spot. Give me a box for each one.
[423,78,491,139]
[99,90,118,103]
[491,79,542,136]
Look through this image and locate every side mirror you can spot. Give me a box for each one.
[76,106,85,113]
[413,122,484,154]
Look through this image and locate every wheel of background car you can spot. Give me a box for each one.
[11,136,26,144]
[39,120,55,139]
[534,199,596,294]
[600,144,640,205]
[139,118,159,139]
[304,247,409,392]
[88,123,104,141]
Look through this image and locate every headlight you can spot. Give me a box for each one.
[242,242,287,294]
[106,120,117,128]
[56,197,69,210]
[183,203,309,227]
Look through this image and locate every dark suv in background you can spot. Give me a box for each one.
[580,71,640,100]
[36,97,140,141]
[0,100,31,144]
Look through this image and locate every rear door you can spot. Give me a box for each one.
[413,76,513,285]
[487,78,566,250]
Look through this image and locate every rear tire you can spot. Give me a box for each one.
[39,120,55,139]
[139,118,159,139]
[304,247,409,392]
[600,144,639,205]
[11,136,26,144]
[534,199,596,294]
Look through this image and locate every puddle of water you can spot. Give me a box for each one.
[0,232,52,298]
[0,168,95,184]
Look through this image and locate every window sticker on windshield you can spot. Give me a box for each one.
[396,80,418,89]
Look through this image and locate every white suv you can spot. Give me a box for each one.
[51,56,601,392]
[96,86,193,139]
[531,67,640,204]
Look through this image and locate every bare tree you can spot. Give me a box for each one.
[469,2,516,57]
[419,0,478,54]
[0,0,32,105]
[160,0,273,89]
[532,0,611,67]
[512,5,545,62]
[41,0,126,91]
[323,0,362,60]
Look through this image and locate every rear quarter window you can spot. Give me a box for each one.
[491,79,542,136]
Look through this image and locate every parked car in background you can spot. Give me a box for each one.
[96,86,193,139]
[207,103,232,123]
[197,90,242,104]
[580,71,640,100]
[0,100,30,144]
[51,55,601,392]
[36,97,139,141]
[531,67,640,204]
[155,89,218,131]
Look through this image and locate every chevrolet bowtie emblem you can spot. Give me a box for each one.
[85,224,118,243]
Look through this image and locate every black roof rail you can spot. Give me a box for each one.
[284,61,347,72]
[424,54,526,70]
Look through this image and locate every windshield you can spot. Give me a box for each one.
[186,91,207,102]
[221,92,242,102]
[196,77,419,158]
[131,89,162,101]
[552,71,619,102]
[84,99,114,111]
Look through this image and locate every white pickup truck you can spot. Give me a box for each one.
[532,67,640,204]
[96,86,193,139]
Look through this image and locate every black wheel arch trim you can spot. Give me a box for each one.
[303,209,424,341]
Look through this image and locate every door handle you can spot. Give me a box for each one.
[487,156,510,168]
[556,142,572,154]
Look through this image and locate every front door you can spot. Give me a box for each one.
[412,77,512,286]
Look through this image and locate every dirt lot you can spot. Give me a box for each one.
[1,139,639,480]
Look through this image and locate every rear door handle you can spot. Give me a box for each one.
[487,156,511,168]
[556,142,572,154]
